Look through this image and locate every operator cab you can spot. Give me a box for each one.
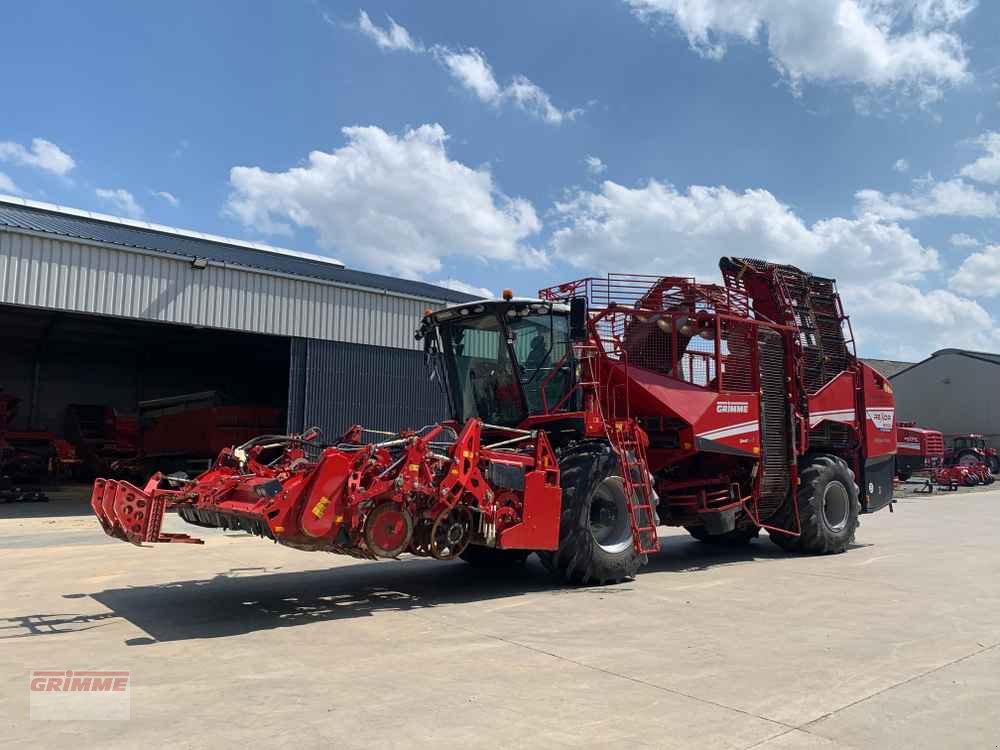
[418,297,577,428]
[954,435,987,452]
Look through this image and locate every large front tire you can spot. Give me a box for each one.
[538,445,645,585]
[770,454,860,554]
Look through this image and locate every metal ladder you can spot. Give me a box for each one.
[576,344,660,556]
[609,419,661,555]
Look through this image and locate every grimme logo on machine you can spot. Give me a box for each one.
[29,670,131,720]
[866,408,895,432]
[716,401,750,414]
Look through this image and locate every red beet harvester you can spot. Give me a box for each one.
[91,258,896,584]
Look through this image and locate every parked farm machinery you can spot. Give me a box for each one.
[92,258,897,583]
[895,422,944,481]
[945,434,1000,474]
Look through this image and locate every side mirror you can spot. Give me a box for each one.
[570,297,588,341]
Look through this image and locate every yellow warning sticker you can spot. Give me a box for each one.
[311,496,330,519]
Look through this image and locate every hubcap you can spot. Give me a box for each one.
[822,481,850,532]
[589,478,633,554]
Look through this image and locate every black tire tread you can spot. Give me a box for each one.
[769,453,860,555]
[537,443,645,585]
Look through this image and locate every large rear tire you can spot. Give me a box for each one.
[538,444,645,585]
[769,454,860,554]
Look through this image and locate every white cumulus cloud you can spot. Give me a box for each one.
[357,10,422,52]
[432,278,495,299]
[0,137,76,176]
[551,178,938,283]
[435,48,502,101]
[546,176,992,358]
[226,124,543,279]
[856,175,1000,220]
[584,155,607,175]
[843,281,1000,360]
[626,0,974,103]
[353,10,578,124]
[0,171,21,194]
[431,46,581,124]
[959,131,1000,185]
[950,232,980,247]
[153,190,179,206]
[95,188,144,218]
[949,244,1000,297]
[893,158,910,173]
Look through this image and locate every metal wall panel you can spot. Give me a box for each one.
[288,338,449,437]
[287,338,308,433]
[0,230,440,350]
[892,353,1000,443]
[0,198,476,304]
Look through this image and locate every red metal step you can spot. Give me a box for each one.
[91,478,203,546]
[610,421,661,555]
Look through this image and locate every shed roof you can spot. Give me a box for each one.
[0,194,476,304]
[861,358,916,378]
[888,348,1000,379]
[931,348,1000,365]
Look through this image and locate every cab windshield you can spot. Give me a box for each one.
[955,437,985,451]
[437,309,573,427]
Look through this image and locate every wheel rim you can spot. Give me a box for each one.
[822,481,850,532]
[958,454,978,467]
[589,478,633,554]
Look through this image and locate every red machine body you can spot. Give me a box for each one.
[895,422,944,480]
[65,403,139,477]
[1,391,81,481]
[933,463,993,487]
[140,404,284,459]
[91,258,896,578]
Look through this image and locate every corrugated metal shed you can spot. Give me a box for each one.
[0,196,474,304]
[288,338,449,435]
[890,348,1000,442]
[0,197,478,350]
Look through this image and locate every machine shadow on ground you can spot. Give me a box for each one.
[1,533,858,645]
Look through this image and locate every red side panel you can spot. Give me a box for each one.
[693,393,761,455]
[896,426,923,456]
[299,452,353,539]
[860,365,896,459]
[614,364,717,426]
[807,371,858,430]
[498,469,561,551]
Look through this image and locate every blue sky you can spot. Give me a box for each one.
[2,0,1000,359]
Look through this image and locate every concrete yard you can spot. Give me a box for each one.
[2,490,999,749]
